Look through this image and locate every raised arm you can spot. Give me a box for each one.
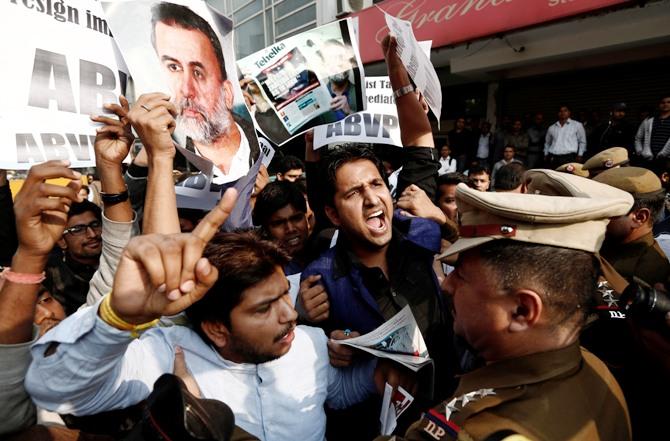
[86,96,139,305]
[382,34,433,148]
[26,190,237,415]
[126,93,180,234]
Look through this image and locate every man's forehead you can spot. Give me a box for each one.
[335,159,382,187]
[67,210,98,226]
[240,269,289,307]
[270,204,305,220]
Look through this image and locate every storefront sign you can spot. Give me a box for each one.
[351,0,631,63]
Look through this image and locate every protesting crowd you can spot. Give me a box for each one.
[1,1,670,441]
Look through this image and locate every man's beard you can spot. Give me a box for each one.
[226,323,295,364]
[177,88,232,144]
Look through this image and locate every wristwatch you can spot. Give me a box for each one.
[100,187,129,204]
[393,84,415,100]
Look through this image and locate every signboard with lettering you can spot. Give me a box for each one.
[0,0,128,169]
[352,0,631,63]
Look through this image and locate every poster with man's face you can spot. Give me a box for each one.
[102,0,259,188]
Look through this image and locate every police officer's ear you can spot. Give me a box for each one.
[201,320,232,349]
[508,289,542,332]
[631,207,651,227]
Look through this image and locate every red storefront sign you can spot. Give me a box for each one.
[351,0,632,63]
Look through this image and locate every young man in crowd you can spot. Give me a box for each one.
[491,145,522,188]
[275,155,305,182]
[253,181,312,275]
[26,198,392,441]
[544,104,587,168]
[635,94,670,162]
[468,165,491,192]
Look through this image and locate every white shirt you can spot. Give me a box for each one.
[544,119,587,156]
[476,134,491,159]
[26,305,376,441]
[205,123,251,185]
[438,157,457,175]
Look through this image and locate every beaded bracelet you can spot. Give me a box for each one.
[99,293,159,338]
[0,267,46,284]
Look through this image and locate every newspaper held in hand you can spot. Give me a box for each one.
[383,12,442,127]
[380,382,415,435]
[337,305,431,371]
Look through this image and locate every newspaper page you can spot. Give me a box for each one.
[380,383,415,435]
[102,0,261,202]
[339,305,431,371]
[237,19,366,146]
[383,12,442,126]
[0,0,129,169]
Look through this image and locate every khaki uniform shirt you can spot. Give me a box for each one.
[600,231,670,286]
[376,343,631,441]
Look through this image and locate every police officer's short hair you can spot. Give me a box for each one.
[494,163,526,192]
[151,2,227,81]
[478,240,598,327]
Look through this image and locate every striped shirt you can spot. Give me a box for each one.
[651,116,670,157]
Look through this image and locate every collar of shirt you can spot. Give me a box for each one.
[455,342,582,393]
[203,122,250,185]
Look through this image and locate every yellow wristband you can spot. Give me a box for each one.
[99,293,159,338]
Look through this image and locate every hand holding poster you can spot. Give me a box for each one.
[0,0,128,169]
[102,0,260,187]
[237,19,366,146]
[383,12,442,126]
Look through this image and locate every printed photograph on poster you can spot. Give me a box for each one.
[312,42,431,150]
[102,0,260,188]
[237,19,366,146]
[0,0,128,169]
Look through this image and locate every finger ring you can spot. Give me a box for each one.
[141,104,151,112]
[343,329,351,337]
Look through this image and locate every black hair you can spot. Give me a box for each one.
[252,181,307,227]
[632,192,666,224]
[468,165,490,177]
[493,162,526,192]
[277,155,305,175]
[151,2,227,80]
[478,240,599,327]
[68,200,101,221]
[186,230,289,342]
[438,172,467,188]
[319,145,388,207]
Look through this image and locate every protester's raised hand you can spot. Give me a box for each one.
[126,93,178,160]
[327,329,360,368]
[13,160,82,258]
[381,34,403,72]
[240,77,255,109]
[91,95,134,166]
[397,184,446,224]
[298,274,329,322]
[110,188,238,324]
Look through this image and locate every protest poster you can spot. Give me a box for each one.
[384,12,442,126]
[312,41,432,150]
[102,0,260,187]
[313,76,400,150]
[237,19,366,146]
[0,0,129,169]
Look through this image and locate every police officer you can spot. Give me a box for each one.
[376,183,633,441]
[582,147,629,178]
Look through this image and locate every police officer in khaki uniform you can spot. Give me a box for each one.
[594,166,670,286]
[376,183,633,441]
